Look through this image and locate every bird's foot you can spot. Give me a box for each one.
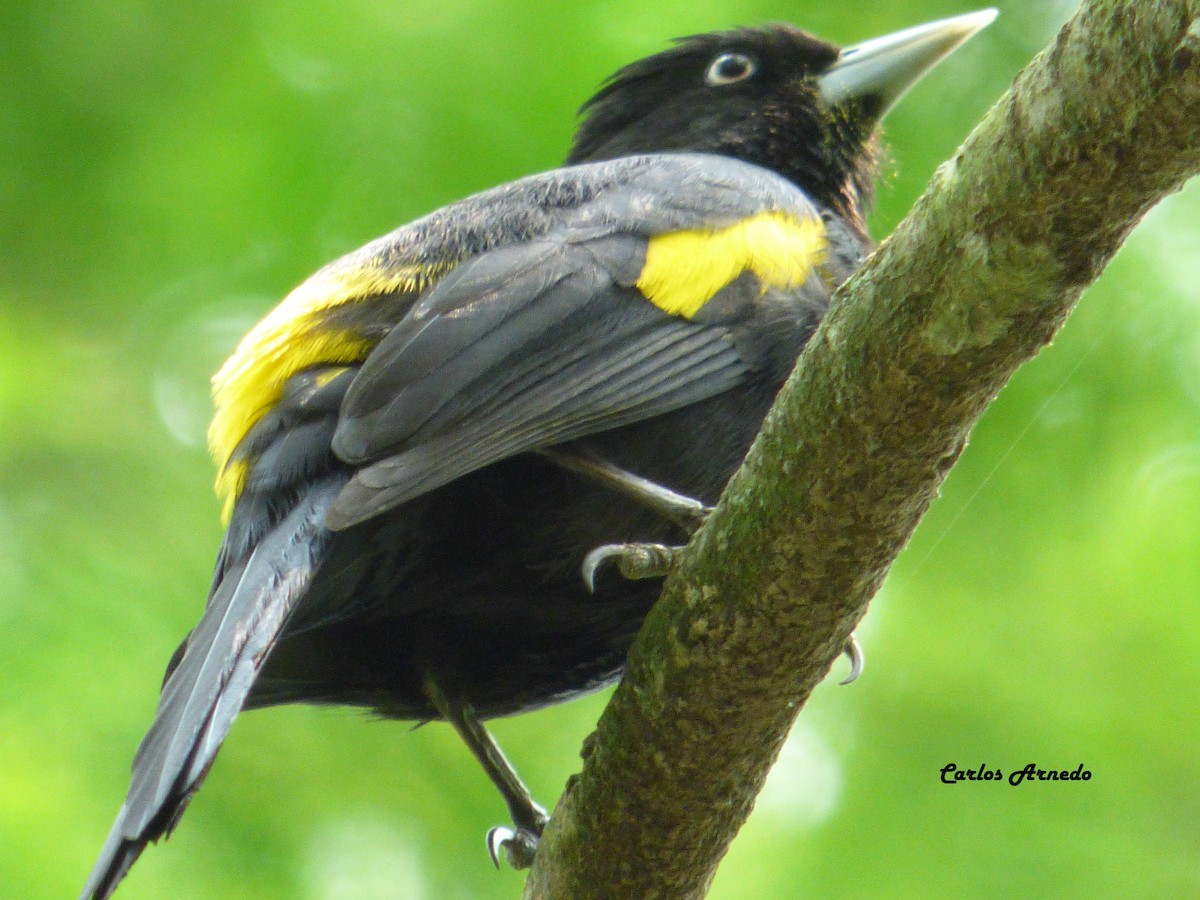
[582,548,865,685]
[582,542,683,592]
[486,819,545,870]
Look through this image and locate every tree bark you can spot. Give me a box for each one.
[524,1,1200,897]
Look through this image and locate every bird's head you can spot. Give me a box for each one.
[569,11,996,232]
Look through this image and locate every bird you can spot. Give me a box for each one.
[82,9,995,897]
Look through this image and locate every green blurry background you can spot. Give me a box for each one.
[3,0,1197,896]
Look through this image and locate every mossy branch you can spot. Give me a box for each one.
[525,1,1200,897]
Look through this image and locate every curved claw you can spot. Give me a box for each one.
[486,824,540,870]
[838,634,864,686]
[487,826,513,869]
[581,542,681,592]
[582,544,624,593]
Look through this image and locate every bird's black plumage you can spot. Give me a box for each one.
[571,26,878,229]
[83,14,992,897]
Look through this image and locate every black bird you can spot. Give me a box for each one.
[83,10,994,896]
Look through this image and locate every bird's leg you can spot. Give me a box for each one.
[537,447,713,533]
[582,538,865,685]
[537,447,698,593]
[546,448,866,685]
[423,675,547,869]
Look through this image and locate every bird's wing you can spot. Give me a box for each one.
[327,153,830,528]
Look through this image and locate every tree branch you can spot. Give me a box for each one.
[524,2,1200,897]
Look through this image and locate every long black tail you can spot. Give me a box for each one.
[81,480,342,899]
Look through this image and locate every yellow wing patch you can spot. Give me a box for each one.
[209,259,448,521]
[636,211,827,319]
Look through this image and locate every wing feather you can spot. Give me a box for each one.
[81,479,343,900]
[322,156,831,529]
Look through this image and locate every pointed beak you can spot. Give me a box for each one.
[818,9,997,120]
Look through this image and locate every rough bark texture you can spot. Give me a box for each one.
[524,2,1200,897]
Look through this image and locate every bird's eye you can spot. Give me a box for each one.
[705,52,756,86]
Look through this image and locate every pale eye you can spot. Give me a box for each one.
[705,52,757,86]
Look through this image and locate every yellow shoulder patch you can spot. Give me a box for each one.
[209,259,448,521]
[636,211,827,319]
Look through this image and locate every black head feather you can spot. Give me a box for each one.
[567,25,881,230]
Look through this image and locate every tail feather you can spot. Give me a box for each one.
[81,480,342,900]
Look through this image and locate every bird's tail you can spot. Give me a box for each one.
[81,480,342,900]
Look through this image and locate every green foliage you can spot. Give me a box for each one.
[2,1,1196,897]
